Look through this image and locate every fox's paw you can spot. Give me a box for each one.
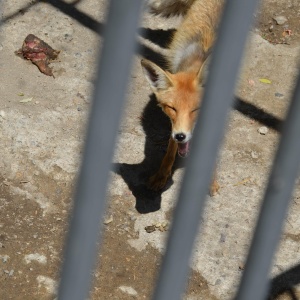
[209,179,220,197]
[147,172,169,191]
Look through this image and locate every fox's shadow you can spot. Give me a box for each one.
[113,95,186,214]
[112,93,283,214]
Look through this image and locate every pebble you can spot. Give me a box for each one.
[220,233,226,243]
[130,216,137,221]
[215,279,222,285]
[258,126,269,135]
[1,255,9,263]
[273,16,287,25]
[3,269,14,276]
[275,92,284,98]
[145,225,156,233]
[118,286,138,296]
[251,151,259,159]
[103,215,113,225]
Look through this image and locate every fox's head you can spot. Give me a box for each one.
[141,58,208,157]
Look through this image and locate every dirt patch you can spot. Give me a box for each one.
[256,0,300,45]
[0,174,71,300]
[90,195,218,299]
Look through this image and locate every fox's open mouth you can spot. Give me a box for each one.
[177,141,190,157]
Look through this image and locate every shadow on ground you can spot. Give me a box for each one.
[267,263,300,300]
[112,95,283,214]
[112,94,185,214]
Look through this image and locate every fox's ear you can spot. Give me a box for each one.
[197,56,211,86]
[141,59,173,92]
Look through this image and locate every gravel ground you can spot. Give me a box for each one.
[0,0,300,299]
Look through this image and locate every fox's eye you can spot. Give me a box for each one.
[192,108,199,113]
[167,105,176,112]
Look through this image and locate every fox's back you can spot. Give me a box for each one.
[168,0,224,73]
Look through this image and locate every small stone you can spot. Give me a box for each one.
[251,151,259,159]
[1,255,9,263]
[220,233,226,243]
[24,253,47,264]
[275,92,284,98]
[215,279,222,285]
[103,215,113,225]
[118,286,138,296]
[145,225,156,233]
[273,16,287,25]
[269,25,274,32]
[158,225,165,232]
[258,126,269,135]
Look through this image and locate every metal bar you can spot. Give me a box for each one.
[57,1,143,299]
[235,69,300,300]
[152,0,260,299]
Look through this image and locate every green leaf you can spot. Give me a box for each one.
[259,78,272,84]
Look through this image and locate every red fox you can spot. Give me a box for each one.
[141,0,224,196]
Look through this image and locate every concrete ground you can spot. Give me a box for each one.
[0,0,300,299]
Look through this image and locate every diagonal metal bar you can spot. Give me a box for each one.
[152,0,260,299]
[235,67,300,300]
[57,1,143,299]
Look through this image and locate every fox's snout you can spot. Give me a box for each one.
[172,131,192,143]
[174,132,186,142]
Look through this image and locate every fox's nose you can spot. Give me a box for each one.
[174,133,186,142]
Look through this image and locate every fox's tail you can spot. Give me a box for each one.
[147,0,196,17]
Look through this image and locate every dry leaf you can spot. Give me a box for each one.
[20,97,33,103]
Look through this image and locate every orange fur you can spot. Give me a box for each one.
[142,0,224,195]
[148,0,196,17]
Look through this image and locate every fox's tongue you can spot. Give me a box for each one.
[178,141,190,157]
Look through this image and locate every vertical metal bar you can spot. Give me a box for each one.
[152,0,260,299]
[57,1,143,299]
[235,71,300,300]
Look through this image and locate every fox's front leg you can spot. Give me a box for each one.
[148,138,178,191]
